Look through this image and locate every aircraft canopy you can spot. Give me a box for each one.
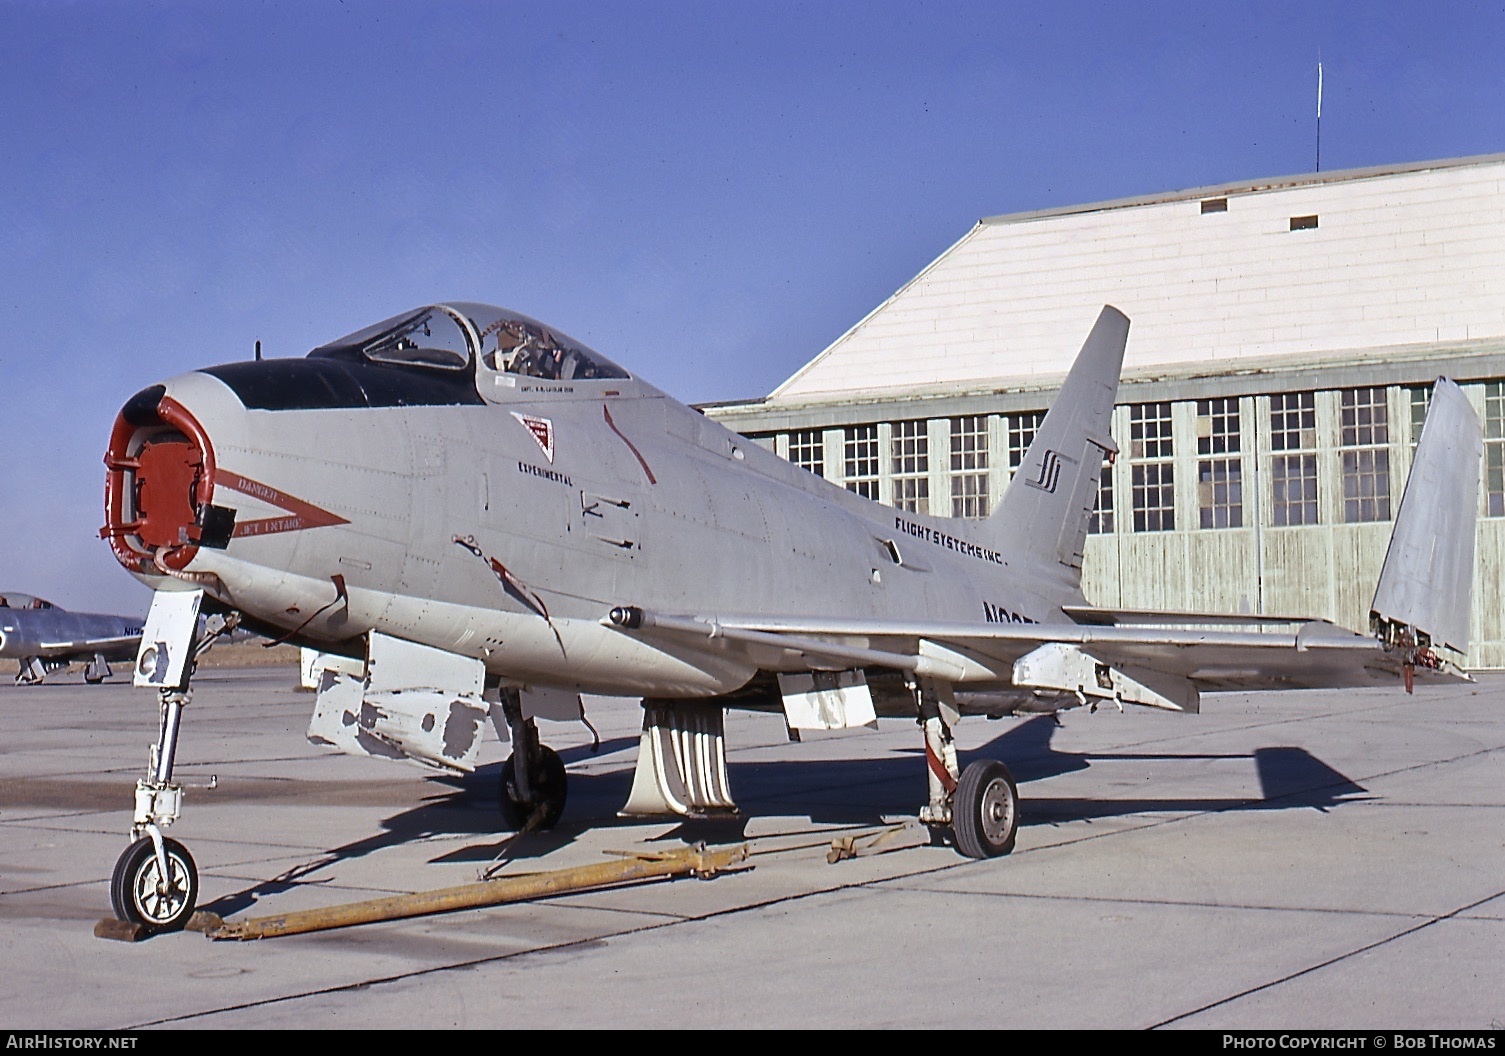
[310,303,629,383]
[0,594,54,609]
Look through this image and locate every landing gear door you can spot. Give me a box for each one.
[307,631,489,772]
[520,684,584,722]
[134,589,203,688]
[777,671,878,731]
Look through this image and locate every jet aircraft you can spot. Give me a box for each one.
[98,301,1482,933]
[0,592,143,685]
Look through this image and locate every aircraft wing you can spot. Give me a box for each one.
[34,634,142,658]
[606,606,1450,715]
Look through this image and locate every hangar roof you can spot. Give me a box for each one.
[754,153,1505,411]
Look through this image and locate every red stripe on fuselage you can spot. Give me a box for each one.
[218,470,350,538]
[602,404,657,485]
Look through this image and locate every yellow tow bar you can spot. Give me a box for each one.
[190,842,750,941]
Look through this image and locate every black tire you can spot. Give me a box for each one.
[952,759,1019,859]
[110,836,199,933]
[499,745,567,831]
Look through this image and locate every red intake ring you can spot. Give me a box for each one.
[102,395,218,574]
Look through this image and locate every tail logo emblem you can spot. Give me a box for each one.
[1025,448,1073,494]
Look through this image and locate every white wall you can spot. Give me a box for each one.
[773,157,1505,403]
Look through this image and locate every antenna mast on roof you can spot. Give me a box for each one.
[1315,57,1323,172]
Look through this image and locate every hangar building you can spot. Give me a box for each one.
[704,154,1505,668]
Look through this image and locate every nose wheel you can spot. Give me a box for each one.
[110,836,198,933]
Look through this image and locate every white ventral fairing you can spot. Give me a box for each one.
[98,300,1482,933]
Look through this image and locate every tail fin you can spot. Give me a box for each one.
[987,306,1128,598]
[1370,378,1482,659]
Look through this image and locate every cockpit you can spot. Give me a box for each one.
[310,303,629,382]
[201,303,632,411]
[0,594,53,610]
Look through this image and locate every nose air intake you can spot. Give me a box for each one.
[101,388,227,574]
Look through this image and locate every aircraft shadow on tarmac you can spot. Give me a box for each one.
[701,715,1370,831]
[197,716,1369,920]
[962,714,1372,824]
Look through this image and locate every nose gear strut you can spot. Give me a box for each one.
[107,609,238,935]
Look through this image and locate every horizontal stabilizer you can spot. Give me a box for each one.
[1370,378,1482,657]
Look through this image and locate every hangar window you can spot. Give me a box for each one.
[1130,402,1175,532]
[844,425,880,500]
[1483,383,1505,517]
[1007,411,1046,479]
[1408,386,1432,454]
[949,416,989,519]
[1339,388,1390,523]
[1200,197,1228,214]
[1289,214,1319,231]
[1270,392,1319,526]
[1089,460,1114,535]
[890,420,930,515]
[788,429,824,476]
[1196,398,1243,529]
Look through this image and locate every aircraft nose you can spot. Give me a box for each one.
[101,381,232,576]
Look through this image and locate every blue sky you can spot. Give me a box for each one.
[4,0,1505,615]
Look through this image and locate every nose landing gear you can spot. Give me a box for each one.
[109,682,202,935]
[106,598,235,935]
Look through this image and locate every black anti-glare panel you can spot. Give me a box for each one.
[200,358,483,410]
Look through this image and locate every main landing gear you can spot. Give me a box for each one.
[914,678,1020,859]
[498,690,569,832]
[83,653,111,684]
[952,759,1019,858]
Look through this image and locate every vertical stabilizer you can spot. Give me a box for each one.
[987,306,1128,598]
[1370,378,1482,657]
